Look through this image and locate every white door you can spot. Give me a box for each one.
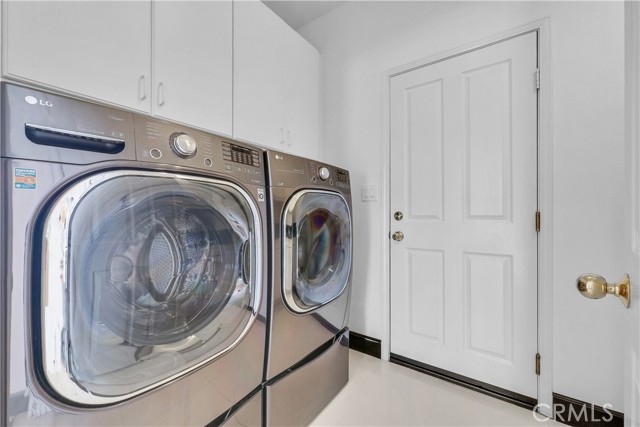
[390,32,538,398]
[626,2,640,424]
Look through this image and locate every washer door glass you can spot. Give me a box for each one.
[282,190,352,313]
[36,170,262,406]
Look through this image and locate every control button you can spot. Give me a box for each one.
[318,166,331,181]
[204,158,213,167]
[150,148,162,159]
[170,133,197,158]
[311,176,317,183]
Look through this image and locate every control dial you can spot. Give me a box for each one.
[170,132,197,158]
[318,166,331,181]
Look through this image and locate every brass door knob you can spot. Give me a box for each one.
[392,231,404,241]
[576,273,631,308]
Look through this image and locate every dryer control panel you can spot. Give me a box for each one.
[308,159,351,192]
[266,150,351,195]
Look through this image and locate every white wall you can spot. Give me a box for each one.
[300,0,626,411]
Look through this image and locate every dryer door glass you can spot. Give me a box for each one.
[35,170,262,406]
[282,190,352,313]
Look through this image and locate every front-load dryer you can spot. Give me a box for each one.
[264,150,352,426]
[0,83,267,426]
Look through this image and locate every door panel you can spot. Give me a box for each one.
[406,79,444,219]
[407,249,444,342]
[390,32,538,398]
[464,253,513,361]
[465,60,512,219]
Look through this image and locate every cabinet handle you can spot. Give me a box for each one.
[157,82,165,106]
[280,128,292,148]
[138,75,147,101]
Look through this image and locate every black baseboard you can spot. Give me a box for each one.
[348,331,381,358]
[552,393,623,427]
[390,353,537,411]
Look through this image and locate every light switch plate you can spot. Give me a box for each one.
[361,184,378,202]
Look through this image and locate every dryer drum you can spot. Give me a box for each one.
[297,208,344,288]
[285,190,352,311]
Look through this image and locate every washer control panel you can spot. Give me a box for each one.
[222,141,261,167]
[133,116,265,186]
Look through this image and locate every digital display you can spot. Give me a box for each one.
[222,142,260,167]
[337,170,348,183]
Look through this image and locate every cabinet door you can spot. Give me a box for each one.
[233,0,285,147]
[283,25,320,158]
[153,1,232,136]
[3,1,151,112]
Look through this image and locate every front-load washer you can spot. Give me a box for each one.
[264,150,352,425]
[1,83,267,427]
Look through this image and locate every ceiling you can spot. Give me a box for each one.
[263,1,347,30]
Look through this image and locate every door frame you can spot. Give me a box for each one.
[380,19,552,416]
[625,2,640,425]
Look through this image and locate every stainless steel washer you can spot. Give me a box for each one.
[1,83,266,426]
[264,150,352,426]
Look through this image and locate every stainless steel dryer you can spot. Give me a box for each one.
[0,83,267,427]
[264,150,352,426]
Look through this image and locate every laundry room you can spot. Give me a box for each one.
[0,1,637,426]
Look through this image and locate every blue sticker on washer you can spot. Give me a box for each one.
[14,168,37,189]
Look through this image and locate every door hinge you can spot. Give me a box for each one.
[535,211,541,232]
[535,353,541,375]
[535,68,540,90]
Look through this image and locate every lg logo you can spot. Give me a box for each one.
[24,96,53,107]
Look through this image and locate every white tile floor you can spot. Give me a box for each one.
[310,350,564,427]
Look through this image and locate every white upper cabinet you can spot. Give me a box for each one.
[283,24,320,157]
[3,1,152,112]
[234,0,320,153]
[3,0,318,147]
[234,0,285,147]
[153,1,232,136]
